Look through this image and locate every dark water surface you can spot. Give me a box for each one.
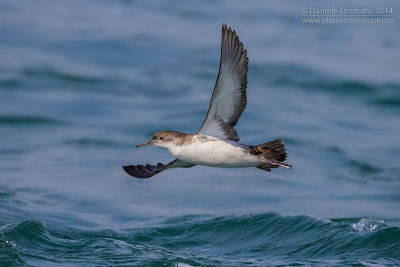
[1,0,400,266]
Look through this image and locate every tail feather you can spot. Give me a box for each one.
[252,139,292,170]
[256,139,287,162]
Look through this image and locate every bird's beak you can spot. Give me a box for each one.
[136,141,152,148]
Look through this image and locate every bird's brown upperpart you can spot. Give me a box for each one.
[136,131,196,147]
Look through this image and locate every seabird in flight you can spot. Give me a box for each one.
[123,24,291,178]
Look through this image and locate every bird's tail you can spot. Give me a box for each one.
[255,139,292,169]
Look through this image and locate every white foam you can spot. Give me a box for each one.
[351,218,384,232]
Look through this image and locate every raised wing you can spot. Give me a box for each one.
[198,24,248,141]
[122,159,195,179]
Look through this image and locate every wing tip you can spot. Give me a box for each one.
[220,23,248,71]
[122,165,152,179]
[122,162,167,179]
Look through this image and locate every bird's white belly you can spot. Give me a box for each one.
[168,140,259,167]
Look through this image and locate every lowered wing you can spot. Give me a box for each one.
[198,24,248,141]
[122,159,195,179]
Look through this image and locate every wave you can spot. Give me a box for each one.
[64,138,120,148]
[0,115,64,126]
[348,159,381,175]
[22,69,101,85]
[251,64,400,108]
[373,97,400,108]
[1,213,399,266]
[0,79,23,89]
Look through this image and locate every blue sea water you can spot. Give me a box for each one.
[1,0,400,266]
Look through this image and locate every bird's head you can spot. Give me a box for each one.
[136,131,183,149]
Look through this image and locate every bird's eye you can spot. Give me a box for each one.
[160,137,164,140]
[152,136,156,140]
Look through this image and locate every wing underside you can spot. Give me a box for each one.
[198,24,248,141]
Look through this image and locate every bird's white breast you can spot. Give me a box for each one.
[168,137,260,167]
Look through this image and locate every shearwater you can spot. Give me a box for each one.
[123,24,292,178]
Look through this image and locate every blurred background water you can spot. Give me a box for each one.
[1,0,400,266]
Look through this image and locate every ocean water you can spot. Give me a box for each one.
[1,0,400,266]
